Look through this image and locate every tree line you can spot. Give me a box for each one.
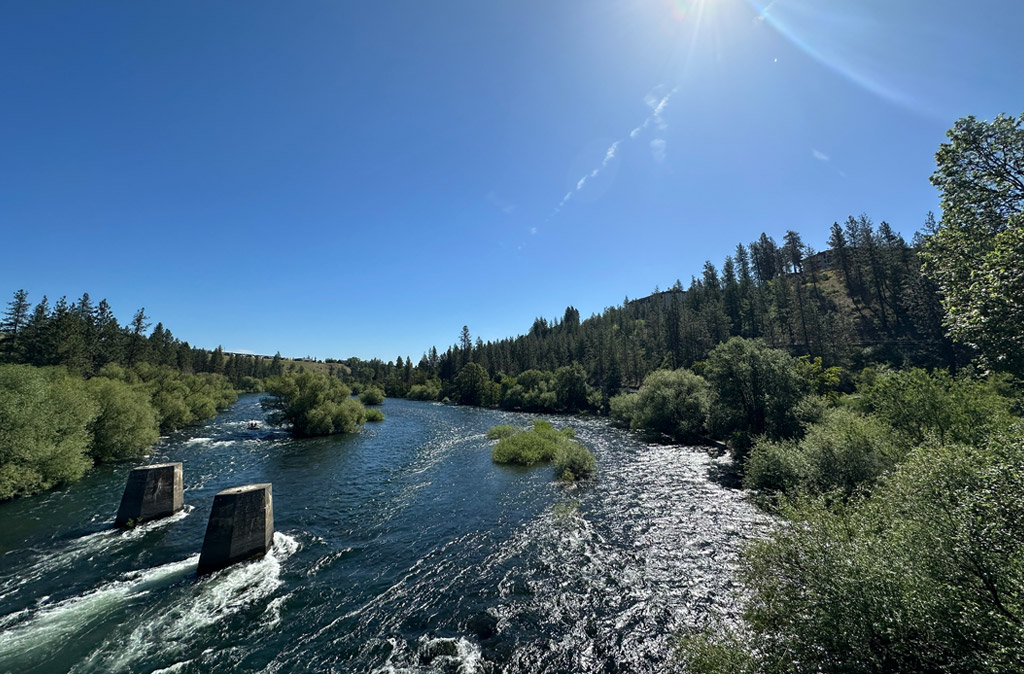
[0,294,245,500]
[0,290,288,389]
[338,212,960,414]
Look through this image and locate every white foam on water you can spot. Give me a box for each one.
[370,636,484,674]
[151,659,194,673]
[0,506,193,604]
[0,555,199,662]
[70,532,300,674]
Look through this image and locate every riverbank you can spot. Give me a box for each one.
[0,395,766,673]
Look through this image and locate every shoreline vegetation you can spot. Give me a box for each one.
[488,421,596,483]
[2,112,1022,671]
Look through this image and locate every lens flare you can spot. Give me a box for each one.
[745,0,934,115]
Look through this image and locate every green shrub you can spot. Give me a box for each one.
[408,379,442,401]
[684,426,1024,674]
[491,421,596,481]
[861,368,1015,446]
[608,392,638,428]
[364,408,385,422]
[129,365,237,432]
[703,337,810,459]
[85,377,160,462]
[0,365,98,500]
[745,408,899,496]
[261,371,368,437]
[486,424,517,440]
[743,439,809,495]
[359,387,385,406]
[491,430,558,465]
[619,368,708,442]
[554,442,596,482]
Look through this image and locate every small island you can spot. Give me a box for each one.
[488,421,596,483]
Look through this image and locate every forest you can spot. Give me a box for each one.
[340,112,1024,672]
[1,111,1021,672]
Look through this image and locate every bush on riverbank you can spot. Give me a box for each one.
[703,338,811,457]
[262,370,369,437]
[680,425,1024,674]
[0,365,96,499]
[489,421,596,482]
[609,367,708,442]
[364,408,385,422]
[359,387,385,406]
[408,379,442,401]
[0,363,236,500]
[857,367,1015,446]
[85,376,160,463]
[99,363,237,433]
[744,407,900,497]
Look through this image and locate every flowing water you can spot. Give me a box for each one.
[0,395,768,673]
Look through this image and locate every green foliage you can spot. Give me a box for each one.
[608,368,708,442]
[860,368,1015,446]
[704,337,809,455]
[553,362,591,412]
[240,376,264,393]
[261,370,367,437]
[486,424,517,440]
[491,430,558,465]
[490,421,596,481]
[677,629,757,674]
[453,362,493,407]
[364,408,385,422]
[925,113,1024,374]
[554,442,596,482]
[119,364,238,433]
[795,355,843,401]
[745,407,899,497]
[687,427,1024,674]
[499,369,557,412]
[359,386,385,405]
[407,378,442,401]
[0,365,97,500]
[85,377,160,463]
[608,392,638,428]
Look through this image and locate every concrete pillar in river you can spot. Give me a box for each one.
[115,462,184,527]
[197,483,274,574]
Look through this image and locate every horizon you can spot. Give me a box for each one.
[3,1,1023,360]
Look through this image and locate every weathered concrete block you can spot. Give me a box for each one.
[197,483,274,574]
[115,462,184,527]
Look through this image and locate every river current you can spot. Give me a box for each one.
[0,395,767,673]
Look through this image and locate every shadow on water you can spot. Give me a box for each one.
[705,459,745,490]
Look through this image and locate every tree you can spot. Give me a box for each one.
[454,362,491,406]
[261,370,366,437]
[924,112,1024,374]
[554,362,589,412]
[86,377,160,462]
[611,368,709,442]
[0,365,98,499]
[1,289,30,361]
[703,337,809,456]
[1,289,30,336]
[124,308,151,368]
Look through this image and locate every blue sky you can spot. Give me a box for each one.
[2,0,1022,361]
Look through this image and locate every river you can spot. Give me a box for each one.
[0,394,767,673]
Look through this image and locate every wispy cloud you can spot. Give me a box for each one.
[812,149,830,162]
[651,138,667,163]
[550,87,676,218]
[486,191,517,214]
